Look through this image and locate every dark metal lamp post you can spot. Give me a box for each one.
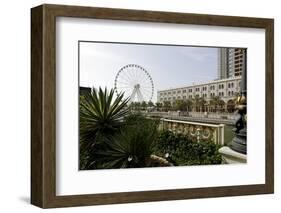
[229,49,247,154]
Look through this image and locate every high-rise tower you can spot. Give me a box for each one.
[218,48,245,79]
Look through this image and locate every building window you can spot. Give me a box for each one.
[183,89,186,93]
[177,90,181,93]
[183,96,186,99]
[173,91,176,94]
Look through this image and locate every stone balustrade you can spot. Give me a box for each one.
[161,118,225,145]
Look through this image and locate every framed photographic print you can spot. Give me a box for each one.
[31,4,274,208]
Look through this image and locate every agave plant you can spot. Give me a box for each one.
[79,87,130,169]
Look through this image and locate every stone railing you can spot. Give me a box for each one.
[145,111,237,120]
[160,118,225,145]
[188,112,237,120]
[144,111,235,125]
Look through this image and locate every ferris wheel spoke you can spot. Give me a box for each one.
[119,88,132,97]
[130,70,138,83]
[129,67,136,80]
[117,86,132,89]
[140,90,150,99]
[120,73,132,84]
[141,85,153,89]
[116,76,130,86]
[133,67,138,80]
[116,78,132,85]
[141,87,153,94]
[141,81,152,85]
[119,69,132,82]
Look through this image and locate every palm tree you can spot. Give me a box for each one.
[173,99,188,111]
[186,99,193,112]
[79,87,130,169]
[210,96,223,112]
[163,101,172,111]
[227,99,235,112]
[218,99,226,112]
[192,95,201,112]
[199,97,207,112]
[147,101,154,108]
[155,102,163,111]
[141,101,147,110]
[134,102,141,111]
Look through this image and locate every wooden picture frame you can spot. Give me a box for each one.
[31,4,274,208]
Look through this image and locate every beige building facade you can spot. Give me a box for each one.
[157,76,241,104]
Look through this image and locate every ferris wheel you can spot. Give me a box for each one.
[114,64,154,103]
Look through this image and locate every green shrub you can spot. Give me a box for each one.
[90,114,160,169]
[154,130,222,166]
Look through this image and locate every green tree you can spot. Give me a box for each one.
[218,99,226,112]
[141,101,147,110]
[129,102,136,110]
[173,99,188,111]
[155,102,163,111]
[192,95,201,112]
[199,97,207,112]
[186,99,193,112]
[210,96,222,112]
[163,101,172,111]
[147,100,154,108]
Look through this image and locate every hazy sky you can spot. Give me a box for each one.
[79,42,218,102]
